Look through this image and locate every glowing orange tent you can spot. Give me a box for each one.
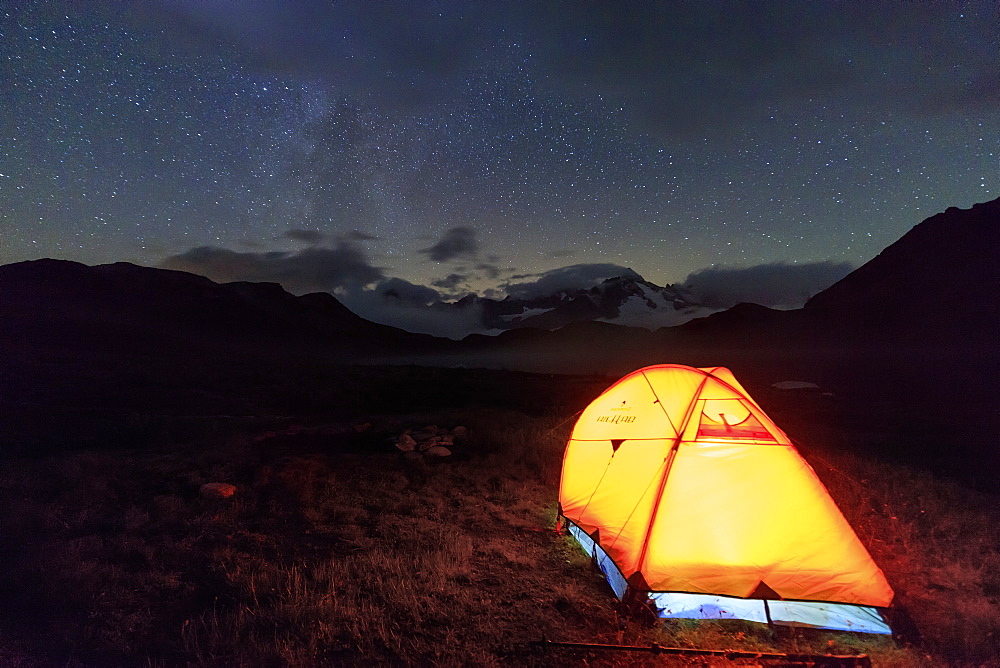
[559,364,894,633]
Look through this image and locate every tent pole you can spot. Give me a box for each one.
[533,637,873,667]
[632,375,710,578]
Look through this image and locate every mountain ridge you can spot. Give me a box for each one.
[0,257,443,359]
[2,198,997,481]
[3,196,997,367]
[442,274,713,332]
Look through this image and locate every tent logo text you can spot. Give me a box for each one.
[597,414,636,424]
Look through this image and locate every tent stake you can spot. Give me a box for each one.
[533,637,872,667]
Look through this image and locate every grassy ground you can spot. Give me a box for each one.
[0,369,996,666]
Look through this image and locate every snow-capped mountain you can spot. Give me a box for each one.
[447,274,719,332]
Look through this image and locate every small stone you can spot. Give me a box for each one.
[418,436,441,451]
[396,434,417,452]
[771,380,820,390]
[451,426,468,438]
[424,445,452,457]
[200,482,237,499]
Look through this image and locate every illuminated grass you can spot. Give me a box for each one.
[0,380,994,665]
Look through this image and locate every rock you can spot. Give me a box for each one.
[451,426,469,438]
[418,436,441,451]
[424,445,452,457]
[396,434,417,452]
[771,381,820,390]
[200,482,237,499]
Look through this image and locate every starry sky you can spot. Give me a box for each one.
[2,1,998,311]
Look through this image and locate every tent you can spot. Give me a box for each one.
[558,364,894,634]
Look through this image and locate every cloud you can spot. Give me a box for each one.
[432,273,469,290]
[159,239,492,339]
[419,226,478,262]
[375,277,440,306]
[503,263,640,300]
[283,229,326,245]
[341,230,380,241]
[519,3,1000,136]
[475,263,501,280]
[682,261,854,309]
[337,279,490,340]
[160,243,384,294]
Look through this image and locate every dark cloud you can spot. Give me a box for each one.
[503,263,640,300]
[548,250,576,259]
[682,261,854,309]
[419,226,478,262]
[375,277,440,306]
[283,229,326,245]
[338,279,487,340]
[341,230,380,241]
[475,263,501,280]
[160,243,384,294]
[521,3,1000,135]
[432,273,469,290]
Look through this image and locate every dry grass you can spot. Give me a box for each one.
[0,372,996,666]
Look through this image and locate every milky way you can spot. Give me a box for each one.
[2,1,998,300]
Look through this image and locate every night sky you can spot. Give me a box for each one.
[3,1,998,315]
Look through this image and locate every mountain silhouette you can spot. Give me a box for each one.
[2,198,996,480]
[448,274,710,331]
[804,197,1000,347]
[0,258,440,359]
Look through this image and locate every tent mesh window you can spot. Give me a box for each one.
[695,399,776,442]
